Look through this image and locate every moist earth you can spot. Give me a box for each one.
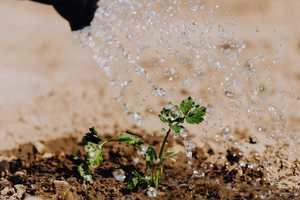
[0,132,299,200]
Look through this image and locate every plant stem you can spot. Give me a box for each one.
[158,128,171,159]
[153,128,171,188]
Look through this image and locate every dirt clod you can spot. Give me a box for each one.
[226,147,242,165]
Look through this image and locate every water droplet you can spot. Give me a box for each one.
[120,80,131,87]
[257,127,264,132]
[184,141,196,152]
[147,187,157,198]
[180,128,189,138]
[182,79,193,87]
[132,112,143,126]
[259,84,265,93]
[268,106,275,112]
[164,103,175,110]
[113,169,126,182]
[138,144,149,155]
[221,127,231,135]
[134,64,146,76]
[152,87,166,97]
[267,105,283,121]
[186,151,193,159]
[164,68,177,81]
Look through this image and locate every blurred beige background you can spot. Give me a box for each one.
[1,0,300,153]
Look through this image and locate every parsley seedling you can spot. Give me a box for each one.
[73,127,143,183]
[74,97,206,190]
[152,96,206,187]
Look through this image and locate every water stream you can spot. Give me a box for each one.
[73,0,300,188]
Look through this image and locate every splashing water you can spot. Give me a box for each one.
[73,0,300,186]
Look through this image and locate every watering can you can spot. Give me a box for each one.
[29,0,99,31]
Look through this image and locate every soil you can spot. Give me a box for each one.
[1,132,299,200]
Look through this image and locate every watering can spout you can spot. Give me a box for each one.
[30,0,99,31]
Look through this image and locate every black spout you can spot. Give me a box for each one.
[31,0,99,31]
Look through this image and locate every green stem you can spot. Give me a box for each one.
[153,128,171,188]
[158,128,171,159]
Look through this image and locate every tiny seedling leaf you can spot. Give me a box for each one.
[117,133,144,146]
[71,155,82,165]
[145,146,157,169]
[159,106,184,125]
[127,170,147,190]
[185,106,206,124]
[78,164,93,183]
[180,96,194,115]
[162,150,177,161]
[85,142,104,167]
[170,123,184,135]
[159,108,171,123]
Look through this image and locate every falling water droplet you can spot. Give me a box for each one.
[147,187,157,198]
[182,79,193,87]
[184,141,196,151]
[138,144,149,155]
[222,127,231,135]
[180,128,189,138]
[134,64,146,76]
[113,169,126,182]
[132,112,143,126]
[152,87,166,97]
[183,140,196,166]
[257,127,264,132]
[164,67,177,81]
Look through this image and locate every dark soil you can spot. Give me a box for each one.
[0,132,299,200]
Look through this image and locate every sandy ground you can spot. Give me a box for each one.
[0,0,300,163]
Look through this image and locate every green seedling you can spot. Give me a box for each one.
[151,96,206,187]
[75,96,206,190]
[73,127,143,183]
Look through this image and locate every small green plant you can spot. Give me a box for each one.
[73,127,143,183]
[74,96,206,190]
[152,96,206,187]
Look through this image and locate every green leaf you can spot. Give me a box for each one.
[71,155,81,164]
[117,133,144,146]
[159,106,184,125]
[180,96,194,115]
[170,123,184,134]
[85,142,104,167]
[185,106,206,124]
[159,108,171,123]
[78,164,93,183]
[162,150,177,161]
[145,146,157,169]
[127,170,148,190]
[82,127,101,145]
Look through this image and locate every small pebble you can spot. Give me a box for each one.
[14,184,27,199]
[32,141,46,154]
